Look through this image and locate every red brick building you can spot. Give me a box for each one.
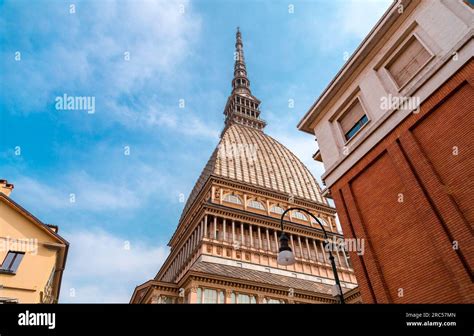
[298,0,473,303]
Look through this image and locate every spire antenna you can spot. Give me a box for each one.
[222,28,266,134]
[233,27,249,94]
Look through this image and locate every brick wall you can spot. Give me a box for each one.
[332,59,473,303]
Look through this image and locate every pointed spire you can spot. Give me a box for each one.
[222,28,266,133]
[232,27,251,95]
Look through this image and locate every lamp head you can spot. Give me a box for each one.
[277,232,295,266]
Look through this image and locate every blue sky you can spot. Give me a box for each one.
[0,0,391,302]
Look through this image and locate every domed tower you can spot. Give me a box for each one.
[130,29,359,304]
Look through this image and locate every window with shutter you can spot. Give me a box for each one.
[386,36,431,88]
[339,99,368,141]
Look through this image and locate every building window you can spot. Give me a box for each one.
[386,35,431,89]
[463,0,474,9]
[197,288,202,303]
[270,205,284,214]
[0,298,18,304]
[248,199,265,210]
[292,211,308,221]
[202,289,218,303]
[236,293,256,304]
[223,194,242,205]
[219,291,225,304]
[264,298,285,304]
[339,99,368,141]
[345,114,368,141]
[158,296,173,304]
[0,251,25,274]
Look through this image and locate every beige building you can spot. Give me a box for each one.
[0,179,69,303]
[298,0,473,303]
[131,29,360,304]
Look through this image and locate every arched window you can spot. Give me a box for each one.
[223,194,242,205]
[292,211,308,221]
[248,200,265,210]
[311,216,329,226]
[270,205,284,214]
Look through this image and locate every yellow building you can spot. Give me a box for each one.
[131,29,360,304]
[0,179,68,303]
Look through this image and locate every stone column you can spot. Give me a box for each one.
[297,235,304,258]
[320,241,327,264]
[306,237,312,260]
[335,249,343,267]
[258,227,262,250]
[232,220,235,243]
[223,219,227,242]
[204,215,208,238]
[189,286,198,304]
[266,229,270,251]
[250,224,254,247]
[313,240,320,262]
[214,217,217,240]
[225,289,233,304]
[341,246,350,268]
[274,231,279,252]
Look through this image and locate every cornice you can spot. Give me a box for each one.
[170,175,337,247]
[179,271,337,304]
[203,202,344,240]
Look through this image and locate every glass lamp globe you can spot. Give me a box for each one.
[277,249,295,266]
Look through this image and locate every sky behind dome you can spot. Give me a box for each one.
[0,0,392,302]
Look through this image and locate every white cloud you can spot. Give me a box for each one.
[60,228,168,303]
[9,158,185,212]
[2,0,205,134]
[289,0,392,54]
[337,0,392,39]
[12,174,140,211]
[119,100,220,140]
[182,117,220,139]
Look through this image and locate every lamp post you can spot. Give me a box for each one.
[277,207,345,304]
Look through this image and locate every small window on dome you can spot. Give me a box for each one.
[248,200,265,210]
[270,205,284,214]
[223,194,242,205]
[293,211,308,221]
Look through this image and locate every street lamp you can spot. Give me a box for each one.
[277,207,345,304]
